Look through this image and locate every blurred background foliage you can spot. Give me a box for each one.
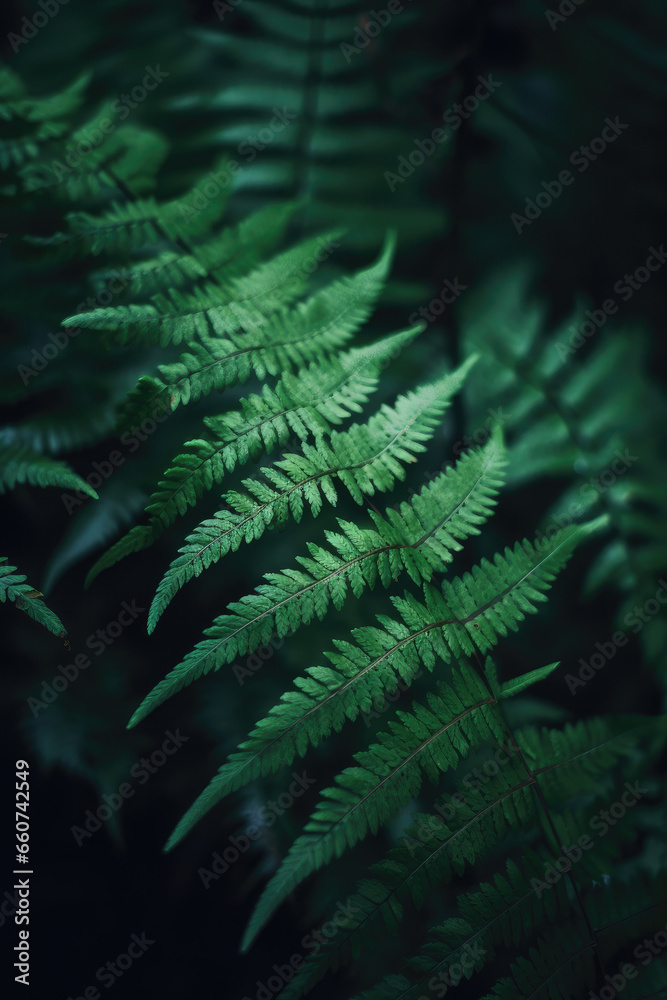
[1,0,666,996]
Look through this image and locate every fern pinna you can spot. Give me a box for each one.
[62,166,666,997]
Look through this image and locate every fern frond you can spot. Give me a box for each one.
[150,419,505,634]
[335,852,571,1000]
[20,116,168,199]
[90,202,298,299]
[279,711,657,997]
[279,760,536,998]
[148,357,478,628]
[0,444,98,498]
[61,229,344,347]
[140,513,603,758]
[162,433,507,839]
[241,664,506,949]
[485,924,596,1000]
[0,557,66,637]
[117,231,396,427]
[0,71,90,124]
[520,714,666,803]
[86,327,419,588]
[32,161,232,257]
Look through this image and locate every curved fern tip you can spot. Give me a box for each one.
[126,707,143,730]
[162,831,179,853]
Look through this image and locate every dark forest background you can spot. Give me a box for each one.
[1,1,666,997]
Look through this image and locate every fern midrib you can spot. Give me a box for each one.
[184,473,489,662]
[182,529,564,688]
[153,282,383,396]
[503,719,608,983]
[216,471,494,774]
[341,775,536,960]
[147,359,374,525]
[523,941,595,1000]
[388,875,546,1000]
[297,694,497,861]
[173,388,452,575]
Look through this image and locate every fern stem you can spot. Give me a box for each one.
[443,5,484,444]
[293,0,327,219]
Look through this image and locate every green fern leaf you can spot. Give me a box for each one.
[280,762,536,998]
[242,664,504,949]
[0,557,67,637]
[309,852,570,1000]
[61,229,345,347]
[0,444,98,498]
[148,356,478,630]
[90,202,298,299]
[117,231,397,427]
[162,433,507,843]
[485,925,596,999]
[86,327,419,588]
[154,515,604,817]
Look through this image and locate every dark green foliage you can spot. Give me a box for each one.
[2,6,666,1000]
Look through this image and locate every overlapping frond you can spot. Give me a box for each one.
[462,267,667,695]
[276,713,663,1000]
[86,327,420,587]
[117,231,397,426]
[29,165,230,257]
[162,437,506,837]
[136,514,604,736]
[148,356,477,628]
[242,664,506,949]
[61,228,345,347]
